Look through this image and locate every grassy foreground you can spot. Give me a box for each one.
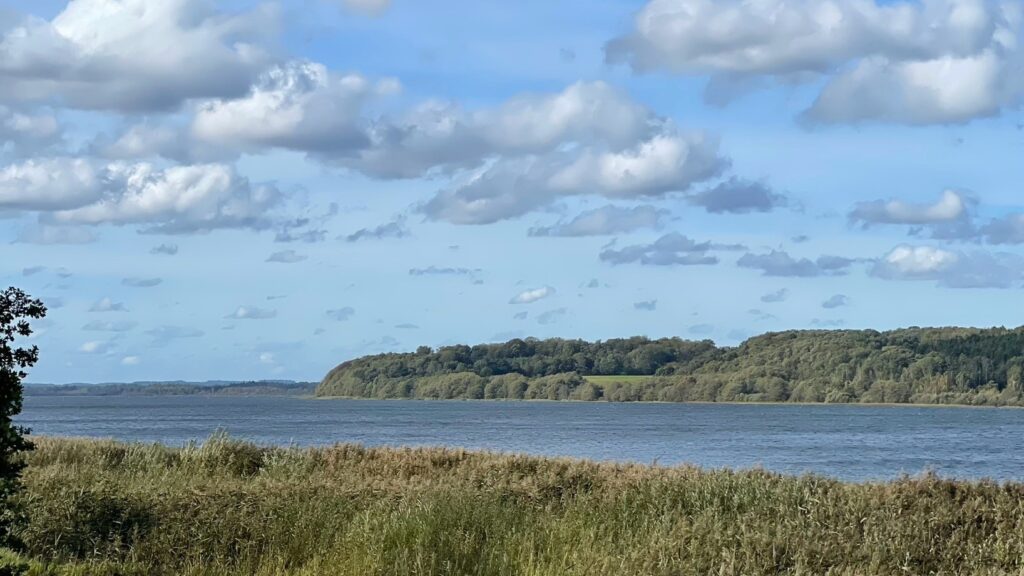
[4,436,1024,575]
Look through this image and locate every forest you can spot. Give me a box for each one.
[316,328,1024,406]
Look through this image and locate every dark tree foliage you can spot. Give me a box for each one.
[316,327,1024,406]
[0,288,46,545]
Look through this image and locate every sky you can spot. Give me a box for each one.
[2,0,1024,383]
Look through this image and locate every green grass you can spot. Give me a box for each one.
[6,434,1024,575]
[583,375,653,385]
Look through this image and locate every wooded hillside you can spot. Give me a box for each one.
[317,328,1024,406]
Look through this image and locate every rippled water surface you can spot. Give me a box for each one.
[19,395,1024,481]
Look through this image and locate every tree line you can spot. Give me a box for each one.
[316,328,1024,406]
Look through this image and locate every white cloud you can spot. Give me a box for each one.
[343,81,659,179]
[121,356,141,366]
[608,0,1024,124]
[870,244,1024,288]
[850,190,970,225]
[509,286,555,304]
[44,161,281,233]
[421,131,725,224]
[876,245,959,276]
[0,0,275,112]
[546,132,724,197]
[806,51,1022,124]
[0,158,100,210]
[192,61,392,154]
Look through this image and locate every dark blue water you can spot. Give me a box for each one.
[18,395,1024,481]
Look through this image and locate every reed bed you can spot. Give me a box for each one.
[3,433,1024,575]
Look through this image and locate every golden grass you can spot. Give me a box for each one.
[4,434,1024,575]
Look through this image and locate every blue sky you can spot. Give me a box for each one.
[2,0,1024,383]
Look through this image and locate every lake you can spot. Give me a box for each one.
[18,395,1024,482]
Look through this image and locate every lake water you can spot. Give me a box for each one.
[18,395,1024,482]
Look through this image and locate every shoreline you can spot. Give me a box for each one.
[309,395,1024,410]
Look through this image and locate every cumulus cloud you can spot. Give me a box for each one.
[634,299,658,311]
[122,277,162,288]
[0,158,101,210]
[91,121,230,164]
[326,307,356,321]
[347,81,659,179]
[849,189,977,238]
[266,249,307,263]
[345,218,409,242]
[760,288,789,303]
[687,178,787,213]
[529,205,666,236]
[226,306,277,320]
[89,298,127,312]
[822,294,851,309]
[2,157,281,233]
[805,51,1024,125]
[422,131,725,224]
[0,0,274,112]
[599,232,740,265]
[510,286,555,304]
[192,61,396,154]
[871,244,1024,288]
[737,250,855,277]
[53,162,280,233]
[607,0,1024,124]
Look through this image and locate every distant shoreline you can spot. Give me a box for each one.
[24,380,317,397]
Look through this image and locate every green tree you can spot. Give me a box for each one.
[0,287,46,545]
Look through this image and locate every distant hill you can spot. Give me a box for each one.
[317,328,1024,406]
[26,380,317,397]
